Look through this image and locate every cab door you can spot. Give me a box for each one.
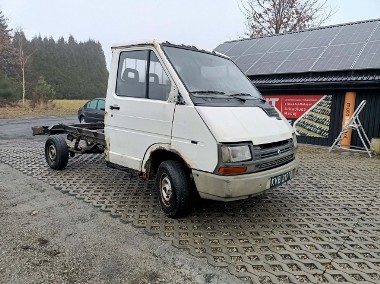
[84,99,98,122]
[105,48,175,171]
[95,99,105,122]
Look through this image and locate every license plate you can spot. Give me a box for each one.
[270,172,291,188]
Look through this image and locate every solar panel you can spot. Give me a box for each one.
[246,50,292,75]
[369,25,380,41]
[234,54,263,73]
[353,40,380,69]
[312,55,358,71]
[286,47,325,61]
[214,41,237,55]
[266,32,305,52]
[215,19,380,75]
[311,43,365,72]
[331,21,378,45]
[225,40,256,56]
[297,28,339,49]
[320,43,364,58]
[248,61,282,75]
[276,59,317,73]
[243,36,282,54]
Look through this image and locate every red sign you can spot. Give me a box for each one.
[264,95,323,119]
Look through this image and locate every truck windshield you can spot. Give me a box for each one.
[162,46,263,102]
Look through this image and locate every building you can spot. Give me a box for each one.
[215,19,380,147]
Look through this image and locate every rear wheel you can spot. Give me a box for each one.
[45,136,69,170]
[156,160,192,218]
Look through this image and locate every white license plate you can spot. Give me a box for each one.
[270,172,291,188]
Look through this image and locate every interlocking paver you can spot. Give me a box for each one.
[1,142,379,283]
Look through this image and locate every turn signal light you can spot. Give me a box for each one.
[218,166,247,175]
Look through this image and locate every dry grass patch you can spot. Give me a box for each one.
[0,100,88,119]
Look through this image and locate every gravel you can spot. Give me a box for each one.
[0,116,245,284]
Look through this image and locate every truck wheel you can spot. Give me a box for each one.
[45,135,69,170]
[156,160,192,218]
[79,116,85,123]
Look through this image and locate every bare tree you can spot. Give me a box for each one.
[241,0,334,37]
[13,28,34,106]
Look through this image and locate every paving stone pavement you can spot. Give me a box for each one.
[0,142,379,283]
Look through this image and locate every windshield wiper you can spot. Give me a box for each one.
[190,91,246,103]
[230,93,266,102]
[189,90,225,94]
[230,92,251,96]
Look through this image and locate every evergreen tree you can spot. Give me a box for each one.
[0,11,20,101]
[0,11,17,77]
[1,10,108,102]
[31,76,56,106]
[28,35,108,100]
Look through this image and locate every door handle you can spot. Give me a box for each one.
[110,105,120,110]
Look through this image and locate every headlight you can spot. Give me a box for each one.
[221,145,252,163]
[292,132,298,150]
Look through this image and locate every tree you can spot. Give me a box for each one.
[0,11,17,76]
[0,72,15,100]
[13,28,35,106]
[31,76,56,107]
[241,0,334,37]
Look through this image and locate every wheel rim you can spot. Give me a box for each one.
[80,117,84,123]
[160,174,172,207]
[47,144,57,161]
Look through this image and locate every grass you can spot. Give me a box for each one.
[0,100,88,119]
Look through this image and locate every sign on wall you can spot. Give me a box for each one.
[264,95,332,138]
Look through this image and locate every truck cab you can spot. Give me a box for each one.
[104,40,299,217]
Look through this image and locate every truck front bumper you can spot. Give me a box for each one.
[192,158,299,201]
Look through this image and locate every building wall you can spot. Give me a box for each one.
[261,89,380,147]
[352,90,380,147]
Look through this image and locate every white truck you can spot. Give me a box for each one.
[33,40,299,217]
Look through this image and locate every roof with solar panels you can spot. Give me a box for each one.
[214,19,380,87]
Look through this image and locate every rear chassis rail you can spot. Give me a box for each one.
[32,122,105,155]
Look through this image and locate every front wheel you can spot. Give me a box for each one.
[45,135,69,170]
[156,160,192,218]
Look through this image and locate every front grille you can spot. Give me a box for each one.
[252,139,295,173]
[256,154,295,171]
[252,139,293,159]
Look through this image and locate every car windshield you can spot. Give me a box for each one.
[162,45,262,100]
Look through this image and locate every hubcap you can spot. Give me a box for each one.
[160,174,172,207]
[48,144,57,161]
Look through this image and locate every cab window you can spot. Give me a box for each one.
[116,50,171,101]
[97,99,105,110]
[87,99,98,109]
[148,52,171,101]
[116,50,148,98]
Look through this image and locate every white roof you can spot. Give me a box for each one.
[111,39,163,49]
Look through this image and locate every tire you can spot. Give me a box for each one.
[155,160,192,218]
[45,135,69,170]
[79,116,85,123]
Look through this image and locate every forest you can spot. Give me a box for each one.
[0,11,108,106]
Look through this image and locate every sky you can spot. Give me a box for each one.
[1,0,380,68]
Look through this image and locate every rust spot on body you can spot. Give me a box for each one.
[105,137,110,161]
